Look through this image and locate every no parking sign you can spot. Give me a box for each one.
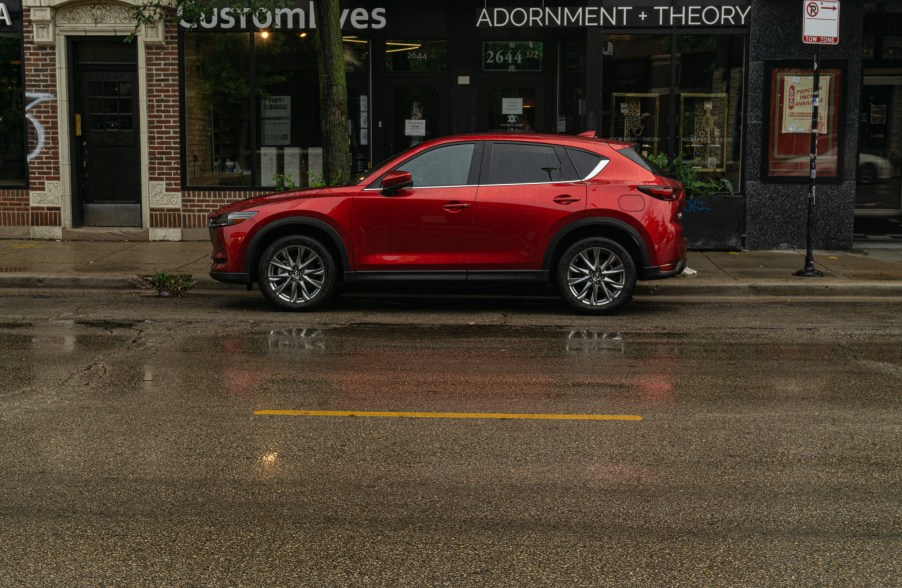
[803,0,840,45]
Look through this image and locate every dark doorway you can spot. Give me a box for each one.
[382,79,451,158]
[70,38,141,227]
[479,76,547,133]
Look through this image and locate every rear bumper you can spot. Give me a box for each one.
[641,257,686,281]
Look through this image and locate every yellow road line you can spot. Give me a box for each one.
[254,409,642,421]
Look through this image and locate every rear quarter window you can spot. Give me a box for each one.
[618,146,666,176]
[565,148,608,179]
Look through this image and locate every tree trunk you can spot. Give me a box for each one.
[314,0,350,185]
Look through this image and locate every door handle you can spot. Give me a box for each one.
[442,202,470,212]
[553,195,580,205]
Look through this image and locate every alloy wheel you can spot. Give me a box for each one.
[566,246,627,307]
[266,245,326,304]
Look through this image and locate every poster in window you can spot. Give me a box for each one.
[680,93,728,172]
[611,93,660,156]
[870,104,886,125]
[261,96,291,146]
[767,68,842,178]
[781,76,829,134]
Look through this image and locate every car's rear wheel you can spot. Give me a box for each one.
[258,236,337,311]
[557,237,636,314]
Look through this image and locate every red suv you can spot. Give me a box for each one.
[209,134,686,314]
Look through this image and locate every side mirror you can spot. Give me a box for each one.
[381,170,413,194]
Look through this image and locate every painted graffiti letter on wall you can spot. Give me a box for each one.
[25,91,54,162]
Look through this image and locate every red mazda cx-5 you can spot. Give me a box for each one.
[208,133,686,314]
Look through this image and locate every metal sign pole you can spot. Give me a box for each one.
[796,44,824,277]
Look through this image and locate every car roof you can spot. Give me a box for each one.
[418,133,635,152]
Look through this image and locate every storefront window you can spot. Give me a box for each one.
[600,35,673,158]
[385,40,447,72]
[766,65,843,179]
[487,87,537,132]
[676,35,745,189]
[0,33,26,187]
[183,32,370,188]
[557,40,585,134]
[184,33,252,187]
[858,4,902,213]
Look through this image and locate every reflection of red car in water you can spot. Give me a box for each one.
[209,133,687,314]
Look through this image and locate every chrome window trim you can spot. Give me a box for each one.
[363,184,474,191]
[361,151,609,191]
[583,158,610,181]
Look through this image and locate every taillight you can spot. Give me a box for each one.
[637,185,678,200]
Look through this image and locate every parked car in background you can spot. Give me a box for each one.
[858,153,894,184]
[209,134,687,314]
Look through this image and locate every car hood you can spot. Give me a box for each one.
[210,187,340,217]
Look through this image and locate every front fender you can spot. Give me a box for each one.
[243,217,352,279]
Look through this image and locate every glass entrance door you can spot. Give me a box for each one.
[856,73,902,215]
[383,80,450,158]
[482,81,546,133]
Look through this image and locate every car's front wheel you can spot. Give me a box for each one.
[557,237,636,314]
[257,236,338,311]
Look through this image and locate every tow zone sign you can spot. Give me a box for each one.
[803,0,839,45]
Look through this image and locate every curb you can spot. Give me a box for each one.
[636,281,902,298]
[2,274,902,298]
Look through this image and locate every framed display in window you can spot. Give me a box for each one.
[610,93,660,156]
[679,93,728,172]
[766,65,843,180]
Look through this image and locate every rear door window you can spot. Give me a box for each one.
[488,142,573,184]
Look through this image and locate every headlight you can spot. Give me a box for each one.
[209,211,258,228]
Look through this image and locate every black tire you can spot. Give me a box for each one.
[257,235,338,311]
[557,237,636,315]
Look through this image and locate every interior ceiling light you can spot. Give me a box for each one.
[385,42,423,54]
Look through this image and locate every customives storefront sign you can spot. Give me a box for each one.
[0,0,22,31]
[477,3,751,28]
[179,1,386,30]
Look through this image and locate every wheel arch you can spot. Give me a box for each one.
[543,218,650,282]
[245,218,351,283]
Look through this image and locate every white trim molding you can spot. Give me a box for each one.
[29,181,62,207]
[148,181,182,209]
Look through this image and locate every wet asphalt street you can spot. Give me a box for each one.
[0,290,900,586]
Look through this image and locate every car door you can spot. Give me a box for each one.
[353,141,481,271]
[470,141,588,270]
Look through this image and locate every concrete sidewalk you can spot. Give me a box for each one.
[1,239,901,298]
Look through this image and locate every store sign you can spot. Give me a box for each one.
[483,41,543,72]
[476,3,751,28]
[0,0,22,31]
[181,1,386,31]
